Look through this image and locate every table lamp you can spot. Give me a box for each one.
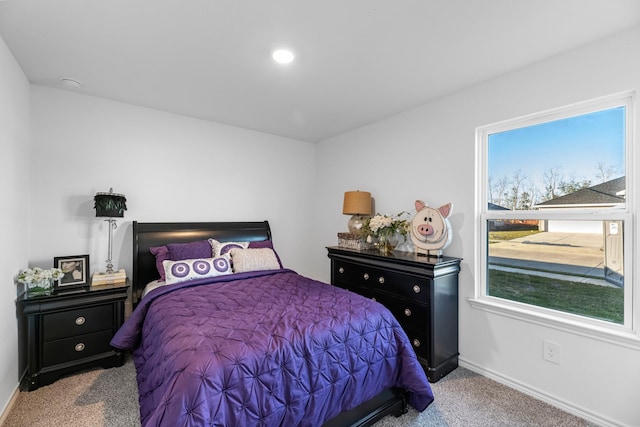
[94,188,127,274]
[343,191,372,234]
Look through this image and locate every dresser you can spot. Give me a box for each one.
[17,282,129,391]
[327,246,461,382]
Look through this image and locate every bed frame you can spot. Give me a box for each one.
[131,221,408,426]
[132,221,273,304]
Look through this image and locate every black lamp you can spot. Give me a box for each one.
[94,188,127,274]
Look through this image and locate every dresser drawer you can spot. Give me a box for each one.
[42,304,114,341]
[355,287,428,332]
[356,285,430,361]
[334,261,429,301]
[42,329,115,367]
[328,246,460,382]
[402,328,429,362]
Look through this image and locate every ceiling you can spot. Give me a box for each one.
[1,1,639,143]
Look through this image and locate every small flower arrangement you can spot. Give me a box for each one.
[17,267,64,291]
[363,212,410,251]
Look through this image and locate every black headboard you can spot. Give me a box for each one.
[132,221,272,305]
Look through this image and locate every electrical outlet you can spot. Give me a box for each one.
[543,340,561,364]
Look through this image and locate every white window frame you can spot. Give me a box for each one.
[472,91,639,347]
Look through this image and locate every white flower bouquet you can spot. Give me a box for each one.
[363,212,410,251]
[17,267,64,294]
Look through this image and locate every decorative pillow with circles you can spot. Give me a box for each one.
[162,257,232,285]
[208,239,249,257]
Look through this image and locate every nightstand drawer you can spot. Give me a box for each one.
[334,262,429,301]
[42,330,114,367]
[18,284,128,390]
[42,304,113,341]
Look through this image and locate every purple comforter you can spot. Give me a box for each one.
[111,269,433,426]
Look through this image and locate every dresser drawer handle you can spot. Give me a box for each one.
[338,267,344,274]
[378,276,385,284]
[413,285,421,293]
[404,308,412,317]
[412,339,421,348]
[75,316,86,326]
[363,273,369,280]
[75,343,85,352]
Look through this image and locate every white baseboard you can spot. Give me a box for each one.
[0,384,20,426]
[458,358,618,427]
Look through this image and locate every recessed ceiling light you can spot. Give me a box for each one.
[272,49,294,64]
[61,78,82,89]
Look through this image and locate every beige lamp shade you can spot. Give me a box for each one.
[342,191,372,215]
[343,191,372,234]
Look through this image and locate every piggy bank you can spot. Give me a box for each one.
[410,200,453,257]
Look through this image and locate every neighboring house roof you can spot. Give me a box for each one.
[488,203,509,210]
[534,176,625,208]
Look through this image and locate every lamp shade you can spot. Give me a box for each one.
[342,191,372,215]
[94,188,127,218]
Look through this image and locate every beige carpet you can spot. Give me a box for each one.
[3,360,139,427]
[3,358,596,426]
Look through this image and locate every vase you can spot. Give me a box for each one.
[376,233,399,254]
[27,279,54,296]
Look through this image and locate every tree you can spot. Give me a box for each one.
[540,167,591,203]
[519,191,532,210]
[496,162,616,211]
[595,161,619,183]
[542,166,563,201]
[488,176,509,207]
[559,177,591,195]
[506,170,527,210]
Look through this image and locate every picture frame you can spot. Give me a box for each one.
[53,255,90,290]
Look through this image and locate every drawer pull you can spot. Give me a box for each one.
[412,339,421,348]
[378,276,385,284]
[363,273,370,280]
[75,316,86,326]
[413,285,421,293]
[338,267,344,274]
[404,308,412,317]
[75,343,85,352]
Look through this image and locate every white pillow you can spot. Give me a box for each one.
[230,248,281,273]
[208,239,249,257]
[163,257,231,285]
[141,279,167,298]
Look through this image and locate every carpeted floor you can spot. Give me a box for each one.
[3,359,597,426]
[3,360,140,427]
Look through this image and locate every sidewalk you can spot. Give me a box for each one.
[488,232,620,288]
[488,256,616,288]
[488,256,604,277]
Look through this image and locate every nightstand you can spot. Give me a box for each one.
[327,246,461,382]
[17,281,129,391]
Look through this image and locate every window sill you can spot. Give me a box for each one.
[468,297,640,350]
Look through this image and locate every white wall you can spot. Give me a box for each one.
[0,37,31,415]
[314,27,640,426]
[29,86,317,281]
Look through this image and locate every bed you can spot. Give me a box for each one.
[111,221,434,426]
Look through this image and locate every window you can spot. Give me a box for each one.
[476,92,634,333]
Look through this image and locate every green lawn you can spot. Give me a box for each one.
[488,269,624,324]
[488,229,542,243]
